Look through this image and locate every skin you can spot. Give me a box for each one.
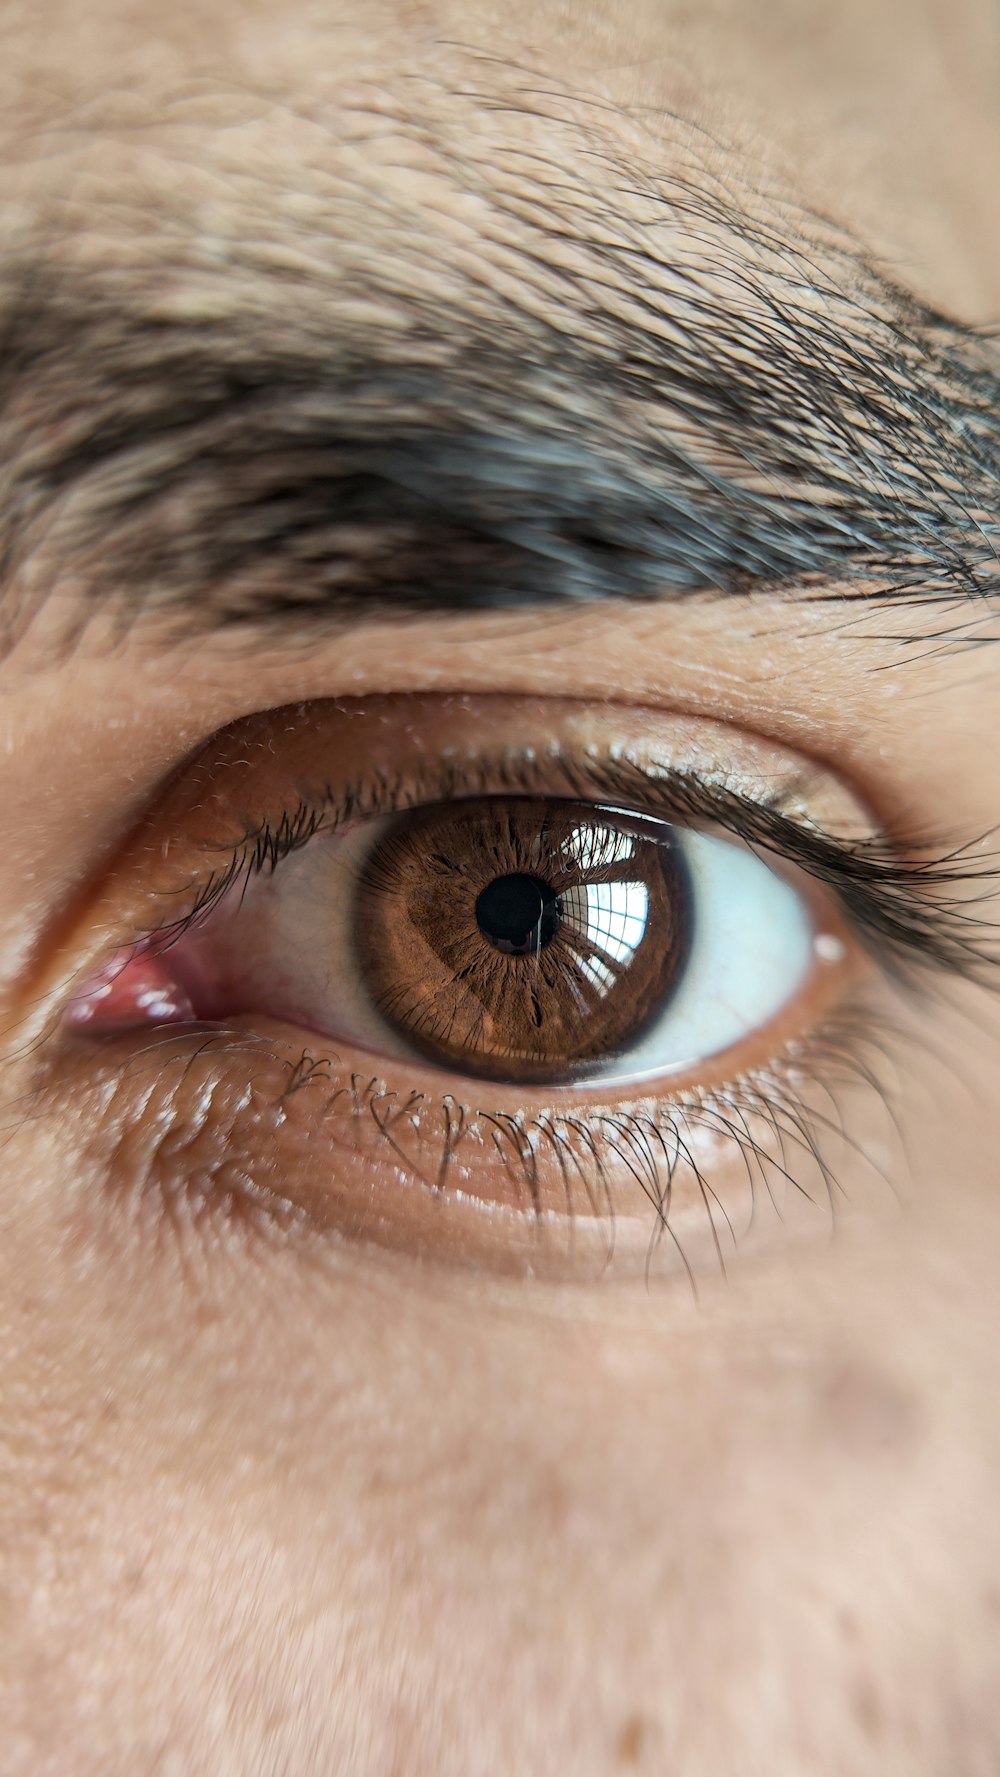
[1,2,999,1772]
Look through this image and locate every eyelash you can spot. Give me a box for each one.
[59,740,1000,1282]
[146,747,1000,989]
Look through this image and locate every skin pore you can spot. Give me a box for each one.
[1,2,999,1773]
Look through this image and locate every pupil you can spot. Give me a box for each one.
[475,872,561,956]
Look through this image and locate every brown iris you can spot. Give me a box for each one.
[355,798,693,1083]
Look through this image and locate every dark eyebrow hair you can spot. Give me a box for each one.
[0,90,997,660]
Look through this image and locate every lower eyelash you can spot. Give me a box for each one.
[38,993,907,1291]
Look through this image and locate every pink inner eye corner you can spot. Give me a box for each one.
[65,947,195,1033]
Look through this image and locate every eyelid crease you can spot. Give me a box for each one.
[135,744,1000,993]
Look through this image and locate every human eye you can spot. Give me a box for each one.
[20,691,993,1286]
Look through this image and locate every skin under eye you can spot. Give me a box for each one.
[125,798,817,1089]
[28,693,907,1283]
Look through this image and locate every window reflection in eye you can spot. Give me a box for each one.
[46,693,988,1282]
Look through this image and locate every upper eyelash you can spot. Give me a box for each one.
[583,756,1000,987]
[142,747,1000,989]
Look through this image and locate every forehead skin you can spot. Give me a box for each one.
[1,0,998,321]
[0,5,999,1777]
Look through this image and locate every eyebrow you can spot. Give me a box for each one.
[0,102,997,659]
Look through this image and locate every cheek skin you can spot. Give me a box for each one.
[0,996,995,1777]
[2,1162,1000,1777]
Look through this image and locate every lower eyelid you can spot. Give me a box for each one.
[41,979,897,1288]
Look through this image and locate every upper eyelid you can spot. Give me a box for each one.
[130,745,1000,991]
